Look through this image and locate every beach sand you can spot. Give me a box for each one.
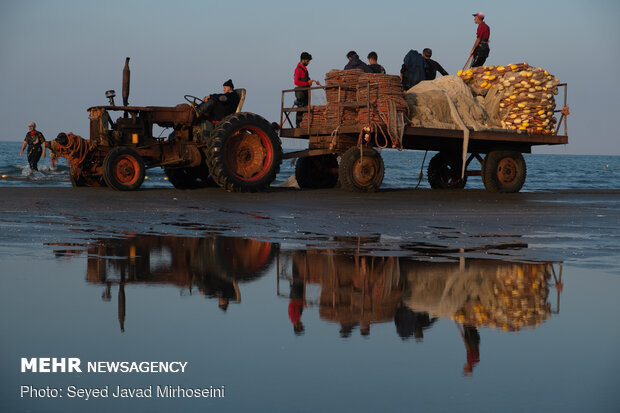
[1,187,619,267]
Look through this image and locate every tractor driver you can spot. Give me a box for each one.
[200,79,240,121]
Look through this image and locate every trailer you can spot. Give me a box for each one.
[278,80,569,193]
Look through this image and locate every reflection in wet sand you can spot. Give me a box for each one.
[54,234,277,330]
[280,251,404,337]
[399,259,562,376]
[52,233,562,375]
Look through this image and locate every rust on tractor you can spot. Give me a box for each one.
[225,128,269,180]
[52,57,281,191]
[114,155,141,185]
[53,58,215,187]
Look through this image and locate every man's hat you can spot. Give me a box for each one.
[472,12,485,19]
[223,79,234,89]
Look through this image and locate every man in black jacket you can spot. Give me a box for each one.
[200,79,240,121]
[344,51,371,72]
[422,48,449,80]
[367,51,386,74]
[400,50,425,90]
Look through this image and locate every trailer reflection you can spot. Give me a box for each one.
[277,249,562,376]
[51,233,563,376]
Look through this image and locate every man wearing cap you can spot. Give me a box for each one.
[422,48,449,80]
[294,52,320,128]
[344,51,371,73]
[470,12,490,67]
[19,122,46,171]
[200,79,240,121]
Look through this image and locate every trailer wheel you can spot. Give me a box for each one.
[206,112,282,192]
[102,147,145,191]
[339,146,384,192]
[164,166,216,189]
[427,152,467,189]
[295,154,339,189]
[482,150,526,193]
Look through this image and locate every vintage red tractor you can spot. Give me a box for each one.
[52,58,282,191]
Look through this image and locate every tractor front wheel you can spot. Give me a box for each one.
[102,147,145,191]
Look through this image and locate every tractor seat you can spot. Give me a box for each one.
[235,88,246,112]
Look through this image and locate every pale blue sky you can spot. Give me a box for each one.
[1,0,618,154]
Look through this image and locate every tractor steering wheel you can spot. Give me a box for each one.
[184,95,204,106]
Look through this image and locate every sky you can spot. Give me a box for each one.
[0,0,618,155]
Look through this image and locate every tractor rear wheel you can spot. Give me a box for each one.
[295,154,339,189]
[102,147,145,191]
[206,112,282,192]
[338,146,384,192]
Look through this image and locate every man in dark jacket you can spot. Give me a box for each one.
[344,51,371,72]
[367,51,386,74]
[422,48,449,80]
[400,50,426,90]
[200,79,240,121]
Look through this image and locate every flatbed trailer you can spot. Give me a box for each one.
[278,83,569,193]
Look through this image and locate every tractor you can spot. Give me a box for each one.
[52,58,282,191]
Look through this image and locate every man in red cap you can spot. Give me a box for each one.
[469,12,490,67]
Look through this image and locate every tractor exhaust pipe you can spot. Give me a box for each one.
[122,57,130,107]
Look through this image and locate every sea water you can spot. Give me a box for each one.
[0,141,618,191]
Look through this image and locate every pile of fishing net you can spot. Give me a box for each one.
[458,62,560,134]
[300,70,408,143]
[404,75,498,131]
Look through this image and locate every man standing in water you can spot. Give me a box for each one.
[19,122,46,171]
[469,12,490,67]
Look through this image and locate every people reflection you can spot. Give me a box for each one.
[394,304,437,341]
[289,268,306,335]
[458,324,480,376]
[197,275,238,313]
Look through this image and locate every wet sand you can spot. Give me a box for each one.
[1,187,619,268]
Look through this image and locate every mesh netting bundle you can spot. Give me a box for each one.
[452,264,551,331]
[300,70,408,132]
[299,105,328,129]
[458,63,560,134]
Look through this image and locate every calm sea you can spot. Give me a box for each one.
[1,141,619,191]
